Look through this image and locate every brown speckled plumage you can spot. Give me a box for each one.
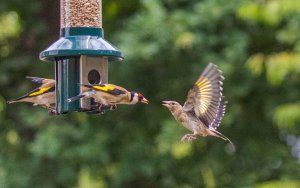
[162,63,233,146]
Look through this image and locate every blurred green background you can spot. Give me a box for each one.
[1,0,300,187]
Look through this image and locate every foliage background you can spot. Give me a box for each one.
[0,0,300,187]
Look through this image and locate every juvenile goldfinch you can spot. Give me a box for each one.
[7,77,56,113]
[68,83,149,110]
[162,63,233,146]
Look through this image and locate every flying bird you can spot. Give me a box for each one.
[162,63,233,146]
[7,76,56,114]
[67,83,149,110]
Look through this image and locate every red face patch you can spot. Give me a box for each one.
[138,93,143,98]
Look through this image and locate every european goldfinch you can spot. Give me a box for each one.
[7,76,56,113]
[68,83,149,110]
[162,63,233,146]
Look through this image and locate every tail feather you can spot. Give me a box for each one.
[211,129,235,149]
[7,100,18,104]
[67,91,94,103]
[7,95,30,104]
[67,94,86,103]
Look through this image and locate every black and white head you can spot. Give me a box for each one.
[130,91,149,104]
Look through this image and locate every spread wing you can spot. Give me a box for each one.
[183,63,226,129]
[26,76,55,87]
[84,84,127,96]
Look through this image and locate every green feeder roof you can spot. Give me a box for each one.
[40,27,124,62]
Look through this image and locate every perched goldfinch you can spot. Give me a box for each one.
[68,83,149,110]
[162,63,233,146]
[7,76,56,114]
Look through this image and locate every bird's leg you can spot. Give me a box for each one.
[98,104,108,111]
[48,109,57,115]
[97,103,111,112]
[110,104,117,110]
[45,105,57,115]
[39,104,56,115]
[92,103,105,114]
[97,104,117,111]
[181,133,197,142]
[98,103,104,111]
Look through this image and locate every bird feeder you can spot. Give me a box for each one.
[40,0,123,114]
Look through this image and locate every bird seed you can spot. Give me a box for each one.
[60,0,102,28]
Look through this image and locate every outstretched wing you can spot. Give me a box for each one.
[26,76,55,87]
[183,63,226,129]
[83,84,127,96]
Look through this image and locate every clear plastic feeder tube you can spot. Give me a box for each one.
[60,0,102,28]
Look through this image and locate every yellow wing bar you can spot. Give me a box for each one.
[92,85,115,92]
[29,87,52,97]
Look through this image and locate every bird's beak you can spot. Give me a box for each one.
[162,101,170,107]
[141,97,149,104]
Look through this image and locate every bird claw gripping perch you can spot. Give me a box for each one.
[97,104,117,111]
[110,104,117,110]
[48,109,57,115]
[84,104,116,115]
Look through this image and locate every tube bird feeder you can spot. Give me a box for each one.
[40,0,123,114]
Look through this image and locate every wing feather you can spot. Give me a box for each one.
[8,86,55,103]
[84,84,127,96]
[28,86,54,97]
[26,76,55,87]
[183,63,226,129]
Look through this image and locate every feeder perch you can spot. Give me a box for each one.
[39,0,123,114]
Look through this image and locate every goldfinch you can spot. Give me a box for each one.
[67,83,149,110]
[7,76,56,113]
[162,63,233,146]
